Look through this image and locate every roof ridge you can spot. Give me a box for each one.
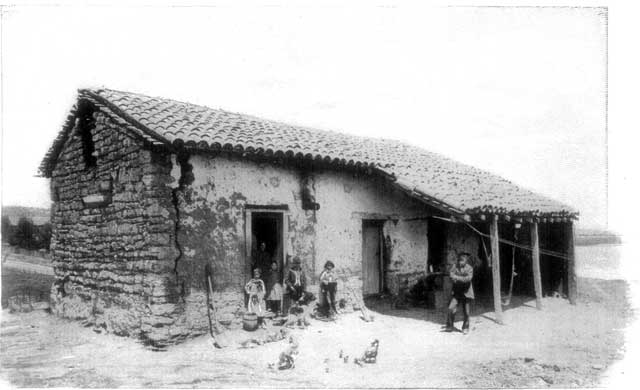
[80,89,171,146]
[88,87,427,149]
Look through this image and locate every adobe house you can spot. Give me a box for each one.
[39,88,578,347]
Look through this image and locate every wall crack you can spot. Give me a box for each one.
[171,152,194,301]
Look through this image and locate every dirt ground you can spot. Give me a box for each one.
[0,276,634,388]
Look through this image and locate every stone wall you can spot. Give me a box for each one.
[49,103,182,347]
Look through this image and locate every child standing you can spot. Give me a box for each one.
[319,260,338,317]
[266,261,283,315]
[245,268,266,318]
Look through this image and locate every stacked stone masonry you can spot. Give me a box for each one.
[50,107,182,347]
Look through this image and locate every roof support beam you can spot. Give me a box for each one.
[566,221,577,305]
[490,215,504,324]
[393,181,466,220]
[531,221,543,310]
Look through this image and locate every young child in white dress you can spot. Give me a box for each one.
[245,268,266,318]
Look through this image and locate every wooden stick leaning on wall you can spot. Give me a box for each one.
[205,264,230,348]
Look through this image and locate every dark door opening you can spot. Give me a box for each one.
[362,220,384,296]
[250,212,284,280]
[427,217,447,273]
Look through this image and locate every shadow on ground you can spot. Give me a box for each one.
[364,293,550,327]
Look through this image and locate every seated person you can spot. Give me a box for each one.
[285,257,306,303]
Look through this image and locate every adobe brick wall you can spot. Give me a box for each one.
[313,169,431,294]
[171,154,435,335]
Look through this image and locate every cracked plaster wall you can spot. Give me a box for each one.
[174,154,435,334]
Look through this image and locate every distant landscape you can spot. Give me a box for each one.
[2,206,52,253]
[1,206,50,226]
[574,228,623,246]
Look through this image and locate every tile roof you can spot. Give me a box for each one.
[40,88,577,219]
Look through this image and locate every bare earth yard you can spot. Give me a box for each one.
[0,276,634,388]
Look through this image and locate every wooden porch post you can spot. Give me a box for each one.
[531,221,543,310]
[244,210,253,280]
[490,215,503,324]
[566,221,577,305]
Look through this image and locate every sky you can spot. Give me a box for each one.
[0,2,610,229]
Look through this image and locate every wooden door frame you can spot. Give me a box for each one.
[244,207,289,280]
[362,219,385,296]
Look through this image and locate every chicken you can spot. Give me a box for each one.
[354,339,380,365]
[276,336,299,370]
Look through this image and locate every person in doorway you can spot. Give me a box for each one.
[266,261,284,315]
[253,242,272,277]
[245,268,267,322]
[319,260,338,317]
[285,257,307,303]
[446,252,474,334]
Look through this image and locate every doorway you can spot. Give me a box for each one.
[427,217,447,273]
[362,220,384,295]
[250,212,284,278]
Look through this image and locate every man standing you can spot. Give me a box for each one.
[446,252,474,334]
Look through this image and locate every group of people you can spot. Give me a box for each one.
[244,242,339,321]
[245,243,477,334]
[244,262,283,318]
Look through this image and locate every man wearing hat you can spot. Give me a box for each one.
[446,252,474,334]
[285,256,307,303]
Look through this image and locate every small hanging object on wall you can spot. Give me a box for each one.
[301,173,320,211]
